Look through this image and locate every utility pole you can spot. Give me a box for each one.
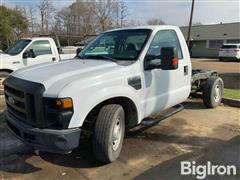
[187,0,195,47]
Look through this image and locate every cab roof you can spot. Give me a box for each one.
[21,37,53,41]
[105,25,179,33]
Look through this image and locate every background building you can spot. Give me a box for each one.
[181,22,240,58]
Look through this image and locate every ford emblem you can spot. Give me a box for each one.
[8,96,15,105]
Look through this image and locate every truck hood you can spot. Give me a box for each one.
[11,59,122,91]
[0,53,11,59]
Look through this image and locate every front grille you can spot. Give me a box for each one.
[4,85,24,98]
[4,76,45,127]
[5,85,28,121]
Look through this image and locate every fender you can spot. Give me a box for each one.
[0,68,14,73]
[0,56,22,72]
[63,85,143,128]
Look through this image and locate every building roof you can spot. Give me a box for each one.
[180,22,240,40]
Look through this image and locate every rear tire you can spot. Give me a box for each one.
[219,58,223,61]
[93,104,125,163]
[203,76,224,108]
[0,71,10,95]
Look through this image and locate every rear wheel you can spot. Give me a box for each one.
[203,76,224,108]
[219,58,223,61]
[93,104,125,163]
[0,72,9,95]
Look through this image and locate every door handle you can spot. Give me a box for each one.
[12,61,20,64]
[52,57,56,62]
[184,65,188,75]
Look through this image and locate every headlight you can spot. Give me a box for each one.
[44,97,74,129]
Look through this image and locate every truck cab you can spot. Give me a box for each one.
[4,26,223,163]
[0,37,76,93]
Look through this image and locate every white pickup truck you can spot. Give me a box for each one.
[4,26,224,163]
[0,37,76,94]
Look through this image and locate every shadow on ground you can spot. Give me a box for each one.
[182,100,207,110]
[0,110,38,174]
[133,135,240,180]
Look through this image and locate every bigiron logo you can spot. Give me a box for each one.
[181,161,237,179]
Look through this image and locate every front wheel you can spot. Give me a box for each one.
[0,72,10,95]
[203,76,224,108]
[93,104,125,163]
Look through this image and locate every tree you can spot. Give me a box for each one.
[38,0,55,34]
[0,6,28,49]
[147,18,165,25]
[117,0,128,27]
[27,6,37,34]
[94,0,117,31]
[52,0,130,45]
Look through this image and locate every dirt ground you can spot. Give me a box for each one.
[191,58,240,74]
[0,96,239,180]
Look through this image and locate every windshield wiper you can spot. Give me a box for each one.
[88,55,119,64]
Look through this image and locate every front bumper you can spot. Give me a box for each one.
[6,112,80,154]
[219,56,240,60]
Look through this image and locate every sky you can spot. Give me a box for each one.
[1,0,240,26]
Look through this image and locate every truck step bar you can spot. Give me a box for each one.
[141,104,184,126]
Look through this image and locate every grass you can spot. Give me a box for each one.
[224,88,240,100]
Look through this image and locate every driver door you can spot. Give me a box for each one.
[143,30,190,117]
[24,40,55,66]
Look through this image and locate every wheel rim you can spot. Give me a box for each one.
[112,117,122,151]
[0,77,5,91]
[213,84,221,102]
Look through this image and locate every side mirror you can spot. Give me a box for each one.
[76,48,82,55]
[22,51,29,59]
[144,54,161,70]
[29,49,36,58]
[161,47,178,70]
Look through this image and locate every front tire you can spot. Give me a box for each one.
[93,104,125,163]
[0,71,10,95]
[203,76,224,108]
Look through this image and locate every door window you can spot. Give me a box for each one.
[29,40,52,56]
[146,30,183,60]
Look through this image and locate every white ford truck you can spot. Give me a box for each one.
[4,26,224,163]
[0,37,76,94]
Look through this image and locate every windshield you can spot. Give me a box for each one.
[79,29,151,61]
[5,39,31,55]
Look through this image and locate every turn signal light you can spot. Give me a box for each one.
[56,98,73,109]
[172,57,179,65]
